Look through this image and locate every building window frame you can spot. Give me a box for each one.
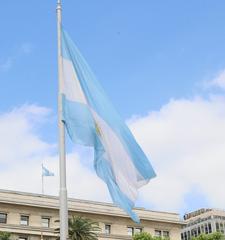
[163,230,170,238]
[181,233,184,240]
[42,217,50,228]
[134,228,143,234]
[104,224,111,234]
[155,230,162,237]
[216,222,220,232]
[184,231,187,240]
[18,236,28,240]
[127,227,143,236]
[20,215,29,226]
[187,231,191,240]
[0,213,7,224]
[208,223,212,233]
[127,227,134,236]
[155,229,170,238]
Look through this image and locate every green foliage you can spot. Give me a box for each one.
[133,232,153,240]
[191,232,225,240]
[209,232,225,240]
[153,237,170,240]
[68,216,100,240]
[0,232,11,240]
[133,232,170,240]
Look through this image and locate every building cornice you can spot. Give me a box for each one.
[0,189,184,225]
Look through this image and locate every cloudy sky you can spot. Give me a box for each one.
[1,1,225,217]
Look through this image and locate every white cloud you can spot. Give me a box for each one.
[0,105,53,164]
[1,79,225,214]
[129,95,225,212]
[0,105,110,202]
[207,69,225,90]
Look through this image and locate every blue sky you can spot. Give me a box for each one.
[2,1,225,115]
[1,0,225,217]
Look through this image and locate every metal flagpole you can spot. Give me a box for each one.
[41,163,44,240]
[42,163,44,194]
[56,1,68,240]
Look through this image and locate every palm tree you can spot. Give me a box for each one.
[55,216,101,240]
[0,232,11,240]
[68,216,100,240]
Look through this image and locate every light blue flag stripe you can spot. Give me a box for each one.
[42,166,54,177]
[62,96,96,146]
[61,28,156,223]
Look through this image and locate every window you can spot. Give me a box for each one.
[208,223,212,233]
[187,231,191,240]
[155,230,169,238]
[181,233,184,240]
[216,222,220,232]
[104,224,111,234]
[201,225,204,234]
[192,228,198,237]
[192,228,197,237]
[220,223,224,233]
[20,215,29,226]
[163,231,170,238]
[155,230,161,237]
[19,237,27,240]
[42,217,50,228]
[205,223,208,234]
[127,227,134,236]
[127,227,142,236]
[134,228,142,234]
[0,213,7,224]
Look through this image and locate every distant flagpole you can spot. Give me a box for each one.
[56,1,68,240]
[42,163,44,194]
[41,166,44,240]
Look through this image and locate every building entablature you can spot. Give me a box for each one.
[0,189,181,225]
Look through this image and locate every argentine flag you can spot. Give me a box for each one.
[42,165,54,177]
[61,28,156,222]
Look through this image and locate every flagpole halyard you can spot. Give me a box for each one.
[56,1,68,240]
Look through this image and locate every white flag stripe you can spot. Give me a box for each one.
[91,110,148,202]
[62,58,87,104]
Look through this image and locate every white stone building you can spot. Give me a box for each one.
[181,208,225,240]
[0,189,183,240]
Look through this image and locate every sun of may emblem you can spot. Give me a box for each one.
[95,122,101,136]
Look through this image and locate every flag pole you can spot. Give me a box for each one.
[56,1,68,240]
[41,163,44,194]
[41,163,44,240]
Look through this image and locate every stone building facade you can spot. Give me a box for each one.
[181,208,225,240]
[0,189,183,240]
